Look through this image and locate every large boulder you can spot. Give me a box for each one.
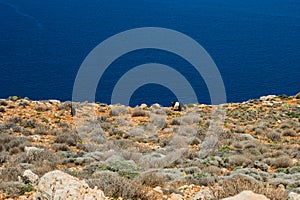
[222,190,269,200]
[34,170,105,200]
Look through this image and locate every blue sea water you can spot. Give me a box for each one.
[0,0,299,106]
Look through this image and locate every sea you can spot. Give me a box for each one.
[0,0,299,106]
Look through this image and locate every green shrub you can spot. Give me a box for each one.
[102,160,139,179]
[0,182,27,196]
[220,145,230,151]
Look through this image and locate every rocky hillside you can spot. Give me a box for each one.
[0,94,299,200]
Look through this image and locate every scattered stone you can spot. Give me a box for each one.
[34,170,106,200]
[192,189,216,200]
[222,190,269,200]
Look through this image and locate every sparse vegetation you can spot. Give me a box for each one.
[0,94,299,199]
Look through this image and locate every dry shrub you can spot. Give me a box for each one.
[86,171,151,200]
[15,149,59,177]
[282,129,297,137]
[280,122,291,129]
[0,167,22,182]
[54,131,79,146]
[136,171,167,187]
[267,130,282,142]
[254,128,265,135]
[0,100,8,106]
[270,156,294,168]
[132,108,147,117]
[228,155,251,168]
[202,166,223,176]
[0,182,27,196]
[214,174,288,200]
[51,143,70,152]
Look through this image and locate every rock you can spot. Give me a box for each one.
[48,99,61,104]
[140,103,148,109]
[19,163,34,169]
[0,191,5,199]
[23,169,39,185]
[34,170,105,200]
[222,190,269,200]
[254,160,269,171]
[289,192,300,200]
[169,193,183,200]
[163,128,173,133]
[193,189,216,200]
[29,135,40,142]
[19,99,30,106]
[9,96,21,101]
[262,101,273,107]
[238,134,255,141]
[153,186,163,194]
[151,103,161,109]
[260,95,276,101]
[295,92,300,99]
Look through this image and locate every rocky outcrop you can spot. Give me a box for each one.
[23,169,39,186]
[222,191,269,200]
[34,170,105,200]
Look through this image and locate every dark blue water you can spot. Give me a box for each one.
[0,0,299,106]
